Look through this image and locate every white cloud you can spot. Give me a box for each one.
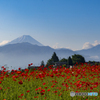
[72,49,82,51]
[82,42,93,49]
[49,40,100,51]
[0,40,11,46]
[64,47,80,51]
[89,56,99,59]
[52,43,59,49]
[65,47,70,49]
[51,43,72,50]
[82,40,100,49]
[92,40,100,46]
[51,43,82,51]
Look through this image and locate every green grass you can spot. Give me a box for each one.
[0,63,100,100]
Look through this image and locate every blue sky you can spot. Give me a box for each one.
[0,0,100,51]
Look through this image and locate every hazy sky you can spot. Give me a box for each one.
[0,0,100,51]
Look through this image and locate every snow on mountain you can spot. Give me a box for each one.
[3,35,44,46]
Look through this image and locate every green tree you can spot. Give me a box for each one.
[67,56,73,65]
[51,52,59,62]
[72,54,85,65]
[46,59,54,67]
[59,58,67,63]
[93,61,96,63]
[88,60,92,63]
[46,52,59,68]
[40,60,45,67]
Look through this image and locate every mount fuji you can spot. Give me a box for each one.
[3,35,44,46]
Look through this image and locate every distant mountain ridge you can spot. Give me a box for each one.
[75,44,100,56]
[0,42,54,56]
[0,41,99,61]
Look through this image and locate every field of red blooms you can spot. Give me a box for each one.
[0,62,100,100]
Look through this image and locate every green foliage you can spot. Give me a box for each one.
[46,59,54,67]
[88,60,92,63]
[93,61,96,63]
[67,56,73,65]
[0,64,100,99]
[62,64,66,67]
[46,52,59,67]
[59,58,67,63]
[88,60,97,63]
[40,60,45,66]
[28,68,34,73]
[95,62,98,65]
[72,54,85,65]
[51,52,59,62]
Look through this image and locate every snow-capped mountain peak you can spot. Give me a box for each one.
[3,35,44,46]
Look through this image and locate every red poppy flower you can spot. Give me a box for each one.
[34,96,38,98]
[40,89,45,93]
[35,88,38,91]
[21,94,24,96]
[28,64,30,66]
[18,68,21,70]
[43,83,46,85]
[41,93,45,95]
[54,91,57,93]
[38,87,41,89]
[27,90,30,92]
[45,87,47,89]
[47,89,50,91]
[1,66,4,68]
[18,80,23,84]
[0,87,2,90]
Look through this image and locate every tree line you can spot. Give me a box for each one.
[40,52,86,67]
[40,52,100,67]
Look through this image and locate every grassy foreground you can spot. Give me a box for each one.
[0,62,100,100]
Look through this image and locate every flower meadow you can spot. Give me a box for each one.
[0,62,100,100]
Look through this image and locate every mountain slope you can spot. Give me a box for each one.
[0,42,77,56]
[0,42,53,56]
[3,35,44,46]
[75,44,100,56]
